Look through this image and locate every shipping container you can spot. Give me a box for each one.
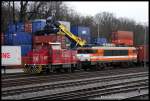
[21,45,32,56]
[32,19,46,33]
[4,32,32,45]
[7,23,16,33]
[71,26,91,43]
[94,38,107,45]
[1,46,21,66]
[111,31,134,46]
[117,31,133,39]
[4,32,13,45]
[112,39,133,46]
[16,22,25,32]
[25,21,32,32]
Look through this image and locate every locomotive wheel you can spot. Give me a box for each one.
[71,67,75,73]
[36,65,43,73]
[23,65,42,74]
[23,65,32,73]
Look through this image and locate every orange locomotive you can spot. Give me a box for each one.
[77,46,137,70]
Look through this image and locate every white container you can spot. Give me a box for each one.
[1,46,21,66]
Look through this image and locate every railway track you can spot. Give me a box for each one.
[2,71,148,100]
[36,80,148,100]
[2,65,146,80]
[2,67,148,88]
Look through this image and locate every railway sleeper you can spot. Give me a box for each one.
[28,80,148,100]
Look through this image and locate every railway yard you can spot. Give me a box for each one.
[1,1,149,100]
[2,66,149,100]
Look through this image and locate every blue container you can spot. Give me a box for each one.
[94,38,107,45]
[71,26,91,44]
[16,22,25,32]
[4,32,32,45]
[21,45,32,56]
[7,24,16,33]
[4,31,13,45]
[32,19,46,33]
[71,26,90,36]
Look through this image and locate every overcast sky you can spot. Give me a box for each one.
[64,1,148,24]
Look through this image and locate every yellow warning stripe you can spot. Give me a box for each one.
[23,65,44,74]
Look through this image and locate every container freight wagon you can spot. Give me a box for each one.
[111,31,133,46]
[23,43,77,73]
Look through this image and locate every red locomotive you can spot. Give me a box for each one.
[23,42,78,73]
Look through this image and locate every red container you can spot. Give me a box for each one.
[33,34,57,44]
[117,31,133,39]
[112,39,133,46]
[112,31,134,46]
[25,22,32,32]
[137,45,149,62]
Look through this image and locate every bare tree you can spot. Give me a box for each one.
[94,12,117,42]
[20,1,28,22]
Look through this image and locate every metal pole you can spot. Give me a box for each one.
[98,22,99,38]
[144,25,147,68]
